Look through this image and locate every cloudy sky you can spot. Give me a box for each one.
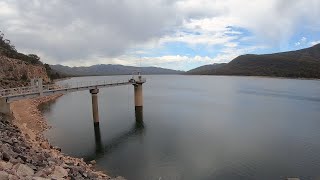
[1,0,320,70]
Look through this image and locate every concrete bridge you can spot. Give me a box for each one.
[0,75,146,129]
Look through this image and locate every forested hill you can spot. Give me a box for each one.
[187,44,320,79]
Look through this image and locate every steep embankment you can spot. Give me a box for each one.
[0,56,50,88]
[0,31,64,89]
[188,44,320,78]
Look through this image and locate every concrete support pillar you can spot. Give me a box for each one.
[134,84,143,109]
[90,89,100,127]
[0,98,11,114]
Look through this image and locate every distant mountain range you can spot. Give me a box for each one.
[50,64,183,76]
[187,44,320,79]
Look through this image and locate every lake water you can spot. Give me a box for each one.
[42,75,320,180]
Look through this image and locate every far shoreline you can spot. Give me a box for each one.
[58,73,320,82]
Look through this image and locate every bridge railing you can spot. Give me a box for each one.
[58,79,131,89]
[0,79,132,97]
[0,86,40,97]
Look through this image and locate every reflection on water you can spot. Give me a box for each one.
[94,108,145,157]
[43,75,320,180]
[239,89,320,102]
[94,124,103,153]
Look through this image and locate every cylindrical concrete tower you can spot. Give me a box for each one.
[90,89,100,127]
[134,84,143,108]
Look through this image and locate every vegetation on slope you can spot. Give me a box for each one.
[187,44,320,79]
[0,31,65,84]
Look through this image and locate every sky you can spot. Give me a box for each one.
[0,0,320,71]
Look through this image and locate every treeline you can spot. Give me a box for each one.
[0,31,42,65]
[0,31,65,80]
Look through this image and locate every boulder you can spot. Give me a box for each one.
[32,177,51,180]
[0,161,13,170]
[0,171,9,180]
[49,166,68,179]
[90,160,96,165]
[13,163,34,177]
[1,144,17,160]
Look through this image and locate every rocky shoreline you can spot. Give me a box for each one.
[0,95,124,180]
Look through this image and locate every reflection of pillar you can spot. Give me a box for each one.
[94,124,103,153]
[135,105,143,123]
[134,83,143,110]
[90,89,100,127]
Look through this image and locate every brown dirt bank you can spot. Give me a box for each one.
[0,95,125,180]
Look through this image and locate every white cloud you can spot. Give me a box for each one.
[0,1,17,16]
[310,40,320,46]
[54,44,264,71]
[295,37,307,46]
[159,17,242,47]
[0,0,319,67]
[175,0,320,44]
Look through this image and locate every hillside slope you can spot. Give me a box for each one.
[186,63,226,74]
[0,31,64,89]
[0,56,50,88]
[188,44,320,78]
[51,64,183,76]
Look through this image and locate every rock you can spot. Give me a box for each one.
[0,161,13,170]
[0,153,8,162]
[82,172,88,178]
[40,142,50,149]
[8,174,19,180]
[49,166,68,179]
[0,171,9,180]
[32,177,51,180]
[1,144,16,161]
[12,146,22,154]
[90,160,96,165]
[9,158,23,164]
[13,163,34,177]
[33,170,46,178]
[17,155,27,162]
[111,176,126,180]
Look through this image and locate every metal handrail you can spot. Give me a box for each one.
[0,79,134,98]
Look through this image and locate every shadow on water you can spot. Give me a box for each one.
[89,108,145,160]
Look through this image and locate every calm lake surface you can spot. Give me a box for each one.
[42,75,320,180]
